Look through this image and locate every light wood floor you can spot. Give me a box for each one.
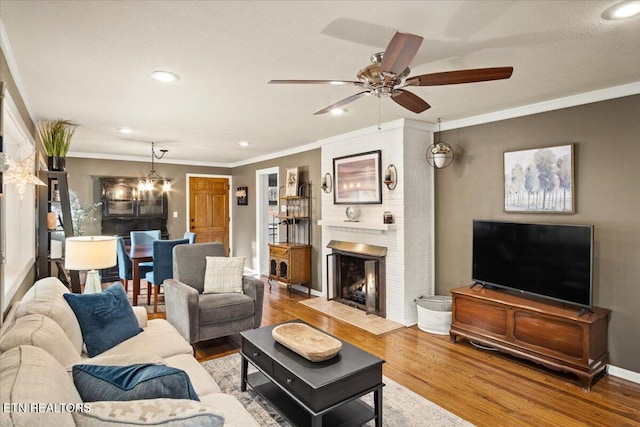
[150,280,640,427]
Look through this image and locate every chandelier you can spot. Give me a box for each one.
[139,142,171,192]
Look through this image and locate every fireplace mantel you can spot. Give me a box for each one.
[318,219,396,231]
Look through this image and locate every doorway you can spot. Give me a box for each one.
[187,175,231,255]
[255,167,279,276]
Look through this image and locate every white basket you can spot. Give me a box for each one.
[415,296,452,335]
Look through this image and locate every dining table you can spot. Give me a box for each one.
[128,243,153,306]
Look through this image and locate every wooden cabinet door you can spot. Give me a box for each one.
[189,177,229,254]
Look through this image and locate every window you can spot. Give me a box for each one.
[1,91,37,311]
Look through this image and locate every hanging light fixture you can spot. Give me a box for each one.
[426,118,454,169]
[139,142,171,192]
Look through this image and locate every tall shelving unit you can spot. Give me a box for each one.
[268,182,311,296]
[37,170,81,292]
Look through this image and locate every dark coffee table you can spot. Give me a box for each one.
[240,320,384,427]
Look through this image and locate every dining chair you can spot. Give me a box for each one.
[116,236,152,293]
[130,230,161,246]
[183,231,197,244]
[130,230,161,302]
[145,238,189,312]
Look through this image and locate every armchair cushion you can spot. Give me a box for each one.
[199,293,255,325]
[64,283,141,357]
[203,256,245,294]
[72,363,199,402]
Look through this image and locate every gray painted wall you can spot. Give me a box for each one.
[231,149,322,291]
[435,95,640,372]
[65,158,231,240]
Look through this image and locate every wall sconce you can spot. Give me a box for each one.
[235,186,248,205]
[383,164,397,190]
[426,118,454,169]
[320,173,333,193]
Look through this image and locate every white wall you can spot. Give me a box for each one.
[320,118,435,325]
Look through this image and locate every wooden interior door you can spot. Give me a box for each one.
[189,177,230,254]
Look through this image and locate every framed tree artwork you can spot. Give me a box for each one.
[504,143,574,213]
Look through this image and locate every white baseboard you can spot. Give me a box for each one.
[607,364,640,385]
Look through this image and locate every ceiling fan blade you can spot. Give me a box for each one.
[380,32,423,76]
[269,79,362,85]
[314,91,370,115]
[391,90,431,114]
[407,67,513,86]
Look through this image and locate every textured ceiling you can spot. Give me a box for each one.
[1,1,639,166]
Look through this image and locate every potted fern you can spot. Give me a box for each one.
[37,119,77,171]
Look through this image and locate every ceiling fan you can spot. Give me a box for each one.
[269,32,513,115]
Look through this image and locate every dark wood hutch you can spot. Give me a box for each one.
[100,177,168,281]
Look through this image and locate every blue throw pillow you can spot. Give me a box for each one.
[73,364,199,402]
[63,283,142,357]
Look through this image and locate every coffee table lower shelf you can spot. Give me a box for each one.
[246,371,376,427]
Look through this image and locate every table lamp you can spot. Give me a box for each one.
[65,236,117,294]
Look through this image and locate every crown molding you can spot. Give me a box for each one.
[67,151,231,168]
[441,82,640,131]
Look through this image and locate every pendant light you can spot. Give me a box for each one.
[139,142,171,192]
[426,118,454,169]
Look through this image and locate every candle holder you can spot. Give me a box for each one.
[320,172,333,194]
[383,164,397,190]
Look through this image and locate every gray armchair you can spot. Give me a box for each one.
[163,242,264,346]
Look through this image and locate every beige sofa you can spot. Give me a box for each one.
[0,277,258,426]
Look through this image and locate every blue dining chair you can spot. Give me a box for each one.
[145,238,189,312]
[130,230,161,301]
[116,236,152,292]
[130,230,161,246]
[183,231,197,244]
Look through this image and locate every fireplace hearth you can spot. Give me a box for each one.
[327,240,386,317]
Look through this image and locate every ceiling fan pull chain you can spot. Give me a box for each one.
[378,97,382,130]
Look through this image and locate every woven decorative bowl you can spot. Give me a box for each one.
[272,323,342,362]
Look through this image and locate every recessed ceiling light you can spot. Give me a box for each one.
[329,108,347,116]
[239,141,250,147]
[602,1,640,20]
[118,127,133,134]
[150,70,180,82]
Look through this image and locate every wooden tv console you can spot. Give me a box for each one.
[449,285,610,390]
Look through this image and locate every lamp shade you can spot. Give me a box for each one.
[65,236,117,270]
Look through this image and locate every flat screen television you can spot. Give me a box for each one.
[472,220,593,309]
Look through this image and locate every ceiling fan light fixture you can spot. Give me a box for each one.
[602,1,640,19]
[150,70,180,82]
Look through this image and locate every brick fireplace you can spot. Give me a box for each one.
[319,118,435,326]
[327,240,386,317]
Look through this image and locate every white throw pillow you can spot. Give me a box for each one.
[203,256,245,294]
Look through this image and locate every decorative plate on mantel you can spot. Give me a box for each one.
[272,323,342,362]
[345,206,359,222]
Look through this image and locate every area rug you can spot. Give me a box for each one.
[201,353,473,427]
[299,298,404,335]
